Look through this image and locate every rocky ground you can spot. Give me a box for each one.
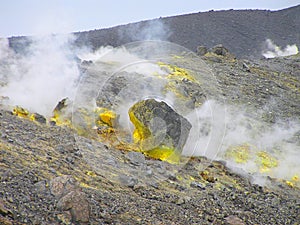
[1,48,300,224]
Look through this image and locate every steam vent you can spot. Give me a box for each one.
[129,98,192,162]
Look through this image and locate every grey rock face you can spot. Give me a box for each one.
[129,98,192,154]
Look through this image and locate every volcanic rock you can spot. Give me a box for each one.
[211,44,229,56]
[57,190,90,224]
[128,98,192,161]
[196,45,208,56]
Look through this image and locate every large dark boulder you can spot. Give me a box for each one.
[129,98,192,161]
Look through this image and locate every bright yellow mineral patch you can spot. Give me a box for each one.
[86,171,97,177]
[144,145,180,163]
[256,151,278,173]
[157,62,197,83]
[95,107,117,127]
[12,106,44,124]
[286,180,294,188]
[12,106,30,118]
[128,107,180,163]
[128,110,151,143]
[286,175,299,188]
[50,110,71,127]
[50,98,72,127]
[292,175,299,182]
[225,143,251,164]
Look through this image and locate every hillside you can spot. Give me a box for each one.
[1,45,300,224]
[1,5,300,225]
[74,5,300,58]
[8,5,300,58]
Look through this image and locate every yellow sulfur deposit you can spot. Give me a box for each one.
[286,175,299,188]
[157,62,197,83]
[128,110,151,144]
[95,107,117,127]
[144,145,180,163]
[292,175,299,182]
[12,106,30,118]
[50,110,71,127]
[12,106,46,124]
[128,100,185,164]
[255,151,278,173]
[50,98,72,127]
[225,143,251,163]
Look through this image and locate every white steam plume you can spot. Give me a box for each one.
[186,101,300,185]
[262,39,298,58]
[0,35,80,117]
[119,19,171,42]
[137,19,171,41]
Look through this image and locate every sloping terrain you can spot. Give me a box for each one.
[8,6,300,58]
[72,5,299,58]
[2,5,300,224]
[1,49,299,224]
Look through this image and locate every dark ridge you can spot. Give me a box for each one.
[9,5,300,58]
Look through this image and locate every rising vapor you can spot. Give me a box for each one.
[0,34,80,117]
[262,39,299,58]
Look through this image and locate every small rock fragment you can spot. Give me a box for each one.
[0,199,13,217]
[57,190,90,224]
[125,151,146,166]
[196,45,208,56]
[119,174,138,188]
[225,215,245,225]
[211,44,229,56]
[50,175,78,199]
[31,113,46,124]
[190,182,206,190]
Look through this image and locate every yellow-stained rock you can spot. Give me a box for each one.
[128,98,191,163]
[94,107,117,127]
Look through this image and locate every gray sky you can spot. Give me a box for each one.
[1,0,299,38]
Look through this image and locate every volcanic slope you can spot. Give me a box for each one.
[9,5,300,58]
[74,5,299,58]
[1,49,300,224]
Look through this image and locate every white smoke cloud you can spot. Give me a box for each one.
[187,101,300,185]
[118,19,171,42]
[0,34,80,117]
[137,19,171,41]
[262,39,299,58]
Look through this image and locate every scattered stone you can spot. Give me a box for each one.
[190,182,206,190]
[57,190,90,224]
[125,151,146,166]
[200,171,216,183]
[31,113,46,124]
[0,199,13,217]
[176,196,192,205]
[196,45,208,56]
[225,215,245,225]
[211,44,229,56]
[49,175,78,199]
[242,62,251,72]
[34,180,48,193]
[119,174,138,188]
